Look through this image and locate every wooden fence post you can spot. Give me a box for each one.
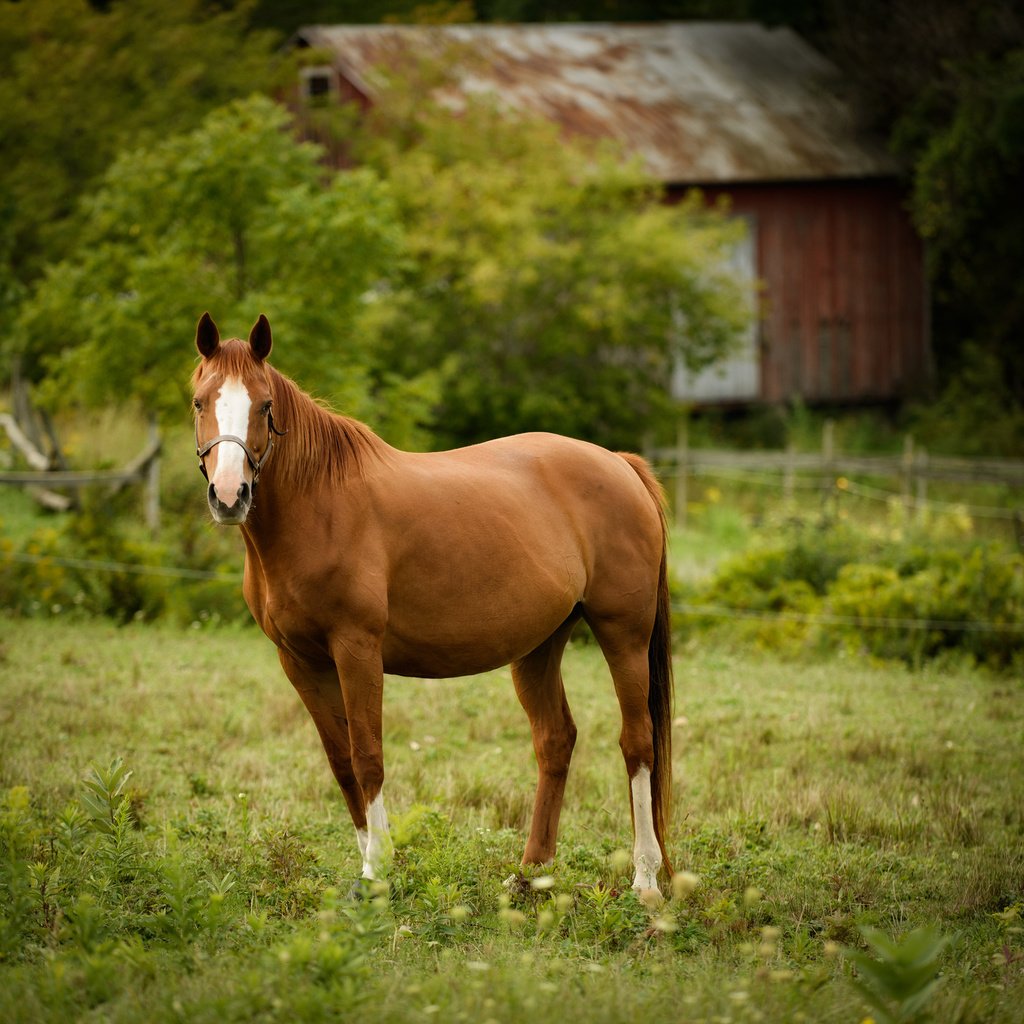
[674,412,689,529]
[821,419,835,515]
[145,419,161,534]
[783,441,795,507]
[916,447,928,523]
[11,357,45,456]
[901,434,915,520]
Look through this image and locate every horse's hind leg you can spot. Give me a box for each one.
[586,618,663,893]
[512,619,578,866]
[277,651,368,864]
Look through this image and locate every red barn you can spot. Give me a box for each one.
[292,22,931,407]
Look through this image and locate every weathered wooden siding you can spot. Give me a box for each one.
[687,180,930,404]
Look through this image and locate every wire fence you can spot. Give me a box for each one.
[4,549,1021,637]
[2,550,241,582]
[672,601,1024,635]
[651,424,1024,543]
[658,462,1022,521]
[833,476,1018,520]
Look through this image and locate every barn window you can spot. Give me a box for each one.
[300,66,336,103]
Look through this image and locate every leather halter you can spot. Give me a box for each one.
[196,408,286,488]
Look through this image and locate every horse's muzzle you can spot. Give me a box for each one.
[208,481,251,525]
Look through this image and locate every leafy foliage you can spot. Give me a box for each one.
[827,0,1024,413]
[0,0,278,285]
[352,76,751,448]
[845,925,955,1024]
[908,343,1024,457]
[78,757,135,838]
[908,43,1024,410]
[249,0,828,34]
[13,96,434,441]
[0,485,245,625]
[681,517,1024,672]
[14,77,749,451]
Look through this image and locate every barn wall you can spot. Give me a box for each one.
[679,180,930,405]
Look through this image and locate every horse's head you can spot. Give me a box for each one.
[192,312,280,525]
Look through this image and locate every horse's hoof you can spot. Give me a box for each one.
[348,877,370,901]
[348,877,387,901]
[637,887,665,909]
[502,872,532,897]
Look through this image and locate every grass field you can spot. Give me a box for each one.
[1,618,1022,1023]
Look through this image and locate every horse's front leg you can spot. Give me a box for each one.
[277,650,370,868]
[331,634,392,882]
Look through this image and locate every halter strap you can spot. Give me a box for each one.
[196,409,286,487]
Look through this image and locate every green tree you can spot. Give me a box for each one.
[906,46,1024,408]
[15,96,432,444]
[0,0,278,287]
[826,0,1024,427]
[354,88,751,449]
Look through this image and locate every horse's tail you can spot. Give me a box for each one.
[618,452,674,877]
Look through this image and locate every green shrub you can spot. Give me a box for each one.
[0,489,247,626]
[828,546,1024,670]
[679,517,1024,672]
[697,521,872,604]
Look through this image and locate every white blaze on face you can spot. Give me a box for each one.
[210,376,251,506]
[630,766,662,892]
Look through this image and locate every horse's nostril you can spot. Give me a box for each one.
[208,480,249,519]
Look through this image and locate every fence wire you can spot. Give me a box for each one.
[655,462,1021,520]
[836,477,1019,520]
[673,601,1024,635]
[4,550,1020,636]
[2,550,241,582]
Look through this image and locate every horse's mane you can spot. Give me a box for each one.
[267,366,389,488]
[192,340,389,489]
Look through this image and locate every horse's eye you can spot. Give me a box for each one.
[193,399,202,411]
[261,401,272,416]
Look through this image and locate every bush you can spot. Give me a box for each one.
[699,521,871,603]
[679,517,1024,672]
[828,546,1024,670]
[0,489,247,626]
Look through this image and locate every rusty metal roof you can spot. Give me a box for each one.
[293,22,899,184]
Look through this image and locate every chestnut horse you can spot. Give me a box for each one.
[191,313,674,892]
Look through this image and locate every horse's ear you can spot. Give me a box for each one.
[196,312,220,358]
[248,314,272,362]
